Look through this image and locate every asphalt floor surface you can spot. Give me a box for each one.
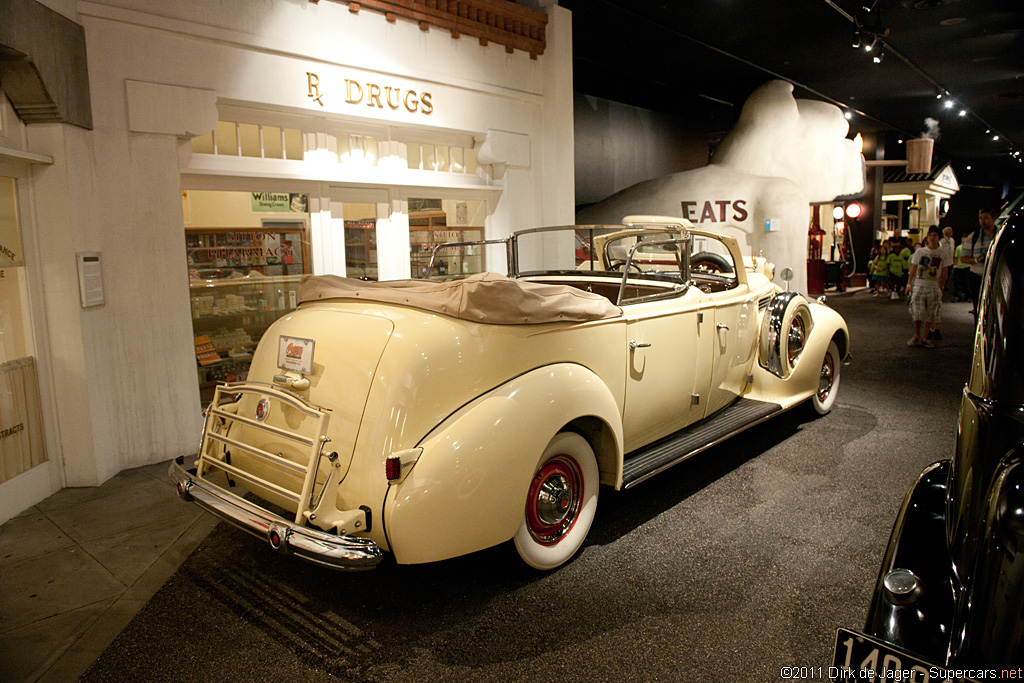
[82,289,975,683]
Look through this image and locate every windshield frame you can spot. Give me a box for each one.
[424,223,695,306]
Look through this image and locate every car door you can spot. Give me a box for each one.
[704,290,759,417]
[690,234,759,418]
[620,290,709,451]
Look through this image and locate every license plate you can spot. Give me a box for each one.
[831,629,982,682]
[278,335,315,374]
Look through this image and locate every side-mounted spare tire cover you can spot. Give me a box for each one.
[759,291,813,379]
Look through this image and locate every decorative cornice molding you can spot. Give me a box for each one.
[319,0,547,58]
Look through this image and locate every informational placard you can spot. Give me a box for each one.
[278,335,314,375]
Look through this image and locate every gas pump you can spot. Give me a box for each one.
[807,205,826,295]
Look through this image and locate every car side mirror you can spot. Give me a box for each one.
[780,267,794,291]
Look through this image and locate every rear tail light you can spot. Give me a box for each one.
[385,456,402,481]
[384,448,422,483]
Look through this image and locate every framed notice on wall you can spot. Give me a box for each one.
[76,252,104,307]
[251,193,308,213]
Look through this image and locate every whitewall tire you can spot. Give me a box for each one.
[513,431,599,570]
[811,340,841,415]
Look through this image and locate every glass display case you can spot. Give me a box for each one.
[186,226,309,404]
[409,212,484,278]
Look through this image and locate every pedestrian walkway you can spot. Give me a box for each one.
[0,459,216,682]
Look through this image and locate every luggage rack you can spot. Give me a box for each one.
[196,381,334,525]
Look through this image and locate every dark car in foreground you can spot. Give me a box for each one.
[832,210,1023,680]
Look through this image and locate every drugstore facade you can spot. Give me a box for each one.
[0,0,573,521]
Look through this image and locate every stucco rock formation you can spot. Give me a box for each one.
[577,80,865,294]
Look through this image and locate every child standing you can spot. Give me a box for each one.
[869,243,890,295]
[886,241,906,301]
[904,225,950,348]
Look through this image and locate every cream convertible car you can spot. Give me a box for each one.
[172,216,850,571]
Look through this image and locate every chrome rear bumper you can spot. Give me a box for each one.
[170,457,382,571]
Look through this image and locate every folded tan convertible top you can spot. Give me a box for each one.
[298,273,622,324]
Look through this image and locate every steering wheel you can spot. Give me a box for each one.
[690,251,734,274]
[608,260,644,273]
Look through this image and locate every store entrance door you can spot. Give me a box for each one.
[0,174,56,523]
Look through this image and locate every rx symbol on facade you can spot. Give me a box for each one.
[307,72,324,107]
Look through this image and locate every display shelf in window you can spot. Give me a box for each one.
[185,226,310,406]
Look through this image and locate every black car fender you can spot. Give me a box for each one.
[949,448,1024,666]
[864,461,956,663]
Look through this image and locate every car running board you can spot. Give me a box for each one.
[621,398,783,489]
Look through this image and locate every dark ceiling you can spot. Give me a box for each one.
[559,0,1024,193]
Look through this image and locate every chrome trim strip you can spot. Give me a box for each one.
[170,459,382,571]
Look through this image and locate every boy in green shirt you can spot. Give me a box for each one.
[869,244,890,296]
[887,241,906,301]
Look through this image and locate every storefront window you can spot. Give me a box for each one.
[183,190,311,405]
[343,202,378,280]
[0,177,46,483]
[409,198,486,278]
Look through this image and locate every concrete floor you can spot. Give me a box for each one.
[0,287,976,682]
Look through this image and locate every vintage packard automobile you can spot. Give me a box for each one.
[833,210,1023,675]
[172,216,850,571]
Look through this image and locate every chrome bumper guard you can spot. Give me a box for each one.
[172,381,382,571]
[171,457,382,570]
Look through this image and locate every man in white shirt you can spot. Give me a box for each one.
[928,226,957,341]
[963,209,998,321]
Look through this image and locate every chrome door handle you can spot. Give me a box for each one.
[629,340,652,350]
[716,323,730,331]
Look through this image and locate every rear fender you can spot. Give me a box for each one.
[383,363,622,565]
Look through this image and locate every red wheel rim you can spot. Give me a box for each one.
[818,352,835,402]
[525,455,583,546]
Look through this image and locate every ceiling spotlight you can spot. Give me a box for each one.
[844,111,853,120]
[959,110,967,117]
[846,203,863,219]
[966,165,972,170]
[936,92,943,99]
[852,31,861,48]
[993,135,1000,141]
[873,50,884,64]
[864,37,878,52]
[943,99,954,109]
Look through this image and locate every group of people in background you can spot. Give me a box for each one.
[868,236,913,301]
[894,208,999,349]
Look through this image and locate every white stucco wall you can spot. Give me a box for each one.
[17,0,574,487]
[574,94,708,208]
